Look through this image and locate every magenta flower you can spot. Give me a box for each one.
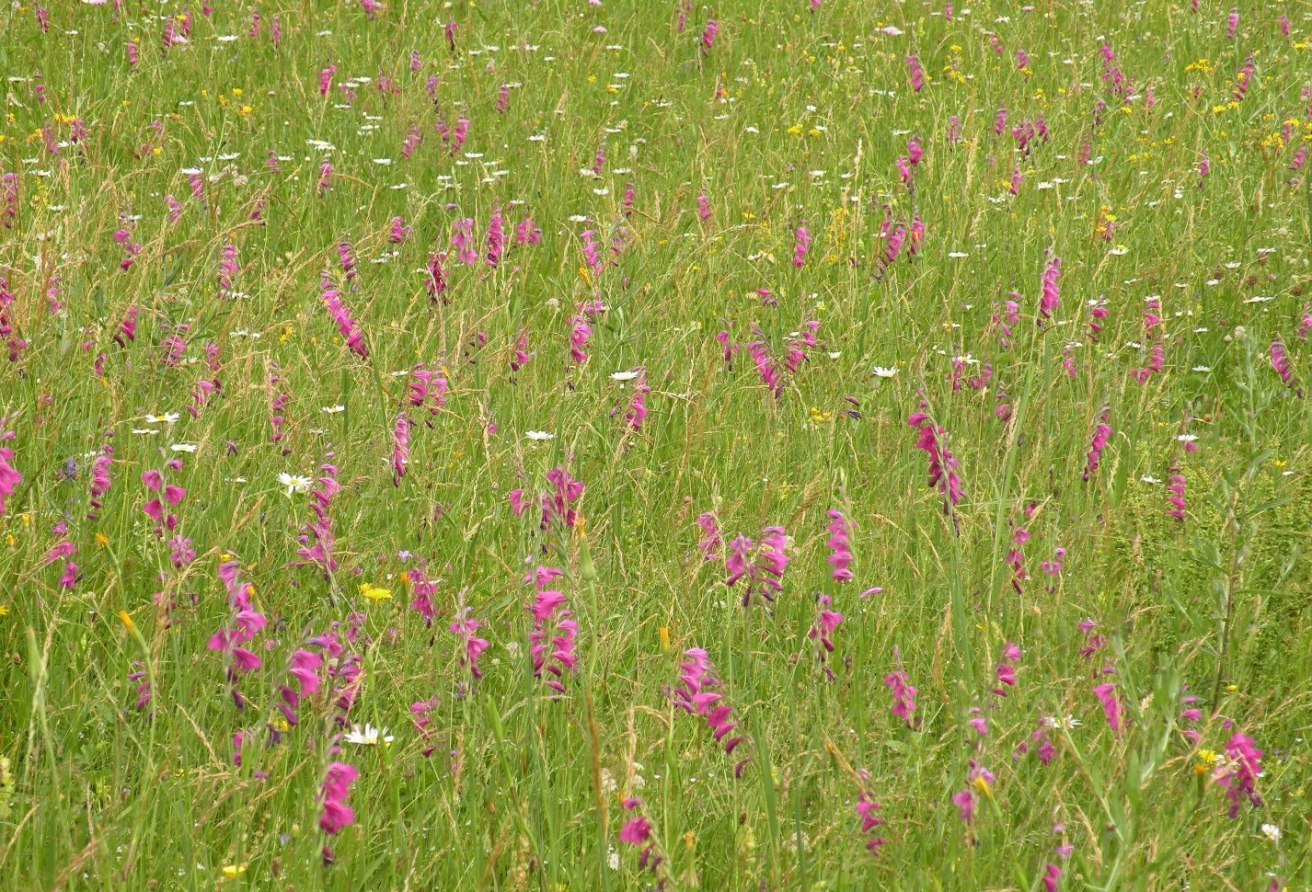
[86,445,113,520]
[568,301,604,366]
[426,251,449,303]
[674,647,749,776]
[0,428,21,516]
[217,243,238,294]
[855,790,889,855]
[450,605,489,685]
[296,462,341,578]
[127,660,151,712]
[1039,256,1061,321]
[1005,526,1028,593]
[809,594,844,680]
[695,511,722,561]
[725,525,789,607]
[486,208,505,267]
[451,218,478,265]
[993,641,1021,696]
[618,798,661,872]
[320,272,368,359]
[318,761,358,835]
[622,367,651,430]
[335,237,356,282]
[391,412,410,485]
[1214,733,1263,817]
[825,509,854,582]
[542,466,585,530]
[526,565,578,694]
[884,661,917,726]
[1270,339,1301,396]
[699,19,718,56]
[906,55,926,93]
[908,409,964,513]
[207,560,267,710]
[407,364,449,421]
[407,563,439,626]
[1166,463,1186,520]
[1086,301,1109,342]
[792,224,812,267]
[1092,681,1125,734]
[276,648,323,730]
[1084,408,1112,481]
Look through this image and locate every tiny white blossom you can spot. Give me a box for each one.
[525,430,555,442]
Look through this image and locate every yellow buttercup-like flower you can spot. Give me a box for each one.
[359,583,392,603]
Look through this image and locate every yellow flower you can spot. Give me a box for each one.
[659,626,670,651]
[95,532,109,549]
[0,605,8,617]
[359,583,392,603]
[971,774,992,798]
[117,610,136,634]
[221,863,247,881]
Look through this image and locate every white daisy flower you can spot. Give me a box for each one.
[343,723,394,747]
[277,473,312,496]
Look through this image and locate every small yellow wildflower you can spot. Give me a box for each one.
[95,532,109,548]
[359,583,392,603]
[659,626,670,651]
[117,610,136,634]
[221,864,247,881]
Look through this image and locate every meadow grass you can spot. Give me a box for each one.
[1,0,1311,889]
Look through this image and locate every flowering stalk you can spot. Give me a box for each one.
[296,461,340,578]
[908,409,964,514]
[320,272,368,359]
[674,647,749,776]
[809,594,844,680]
[1084,407,1112,482]
[825,509,854,582]
[206,560,267,710]
[725,525,789,607]
[526,565,578,695]
[318,761,358,864]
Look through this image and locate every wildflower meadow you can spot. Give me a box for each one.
[3,0,1312,888]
